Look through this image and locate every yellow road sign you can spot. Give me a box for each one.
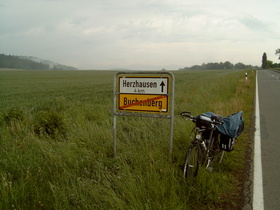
[119,94,168,112]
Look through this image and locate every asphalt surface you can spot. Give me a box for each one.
[257,70,280,210]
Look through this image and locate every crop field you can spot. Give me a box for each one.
[0,69,255,209]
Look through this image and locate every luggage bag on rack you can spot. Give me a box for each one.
[217,111,244,152]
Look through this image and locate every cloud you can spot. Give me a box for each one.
[1,0,280,69]
[241,16,270,32]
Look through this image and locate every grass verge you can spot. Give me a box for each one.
[0,69,255,209]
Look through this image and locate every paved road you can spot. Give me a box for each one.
[257,70,280,210]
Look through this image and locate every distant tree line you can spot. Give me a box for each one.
[0,54,77,70]
[0,54,50,70]
[179,61,258,71]
[262,50,280,68]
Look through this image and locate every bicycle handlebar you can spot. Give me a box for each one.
[180,111,196,121]
[180,111,223,125]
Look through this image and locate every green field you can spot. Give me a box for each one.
[0,69,255,209]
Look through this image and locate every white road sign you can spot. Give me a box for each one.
[119,77,168,94]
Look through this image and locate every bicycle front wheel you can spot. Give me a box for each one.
[183,143,200,178]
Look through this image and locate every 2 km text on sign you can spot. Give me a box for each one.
[118,77,169,113]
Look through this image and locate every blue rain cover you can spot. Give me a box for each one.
[201,111,244,138]
[217,111,244,138]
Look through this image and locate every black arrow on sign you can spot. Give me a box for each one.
[160,81,165,93]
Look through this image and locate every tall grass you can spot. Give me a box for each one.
[0,69,255,209]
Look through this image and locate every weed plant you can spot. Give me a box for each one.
[0,69,255,209]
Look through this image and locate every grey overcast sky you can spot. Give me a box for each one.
[1,0,279,70]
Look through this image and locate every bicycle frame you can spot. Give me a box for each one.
[192,125,220,170]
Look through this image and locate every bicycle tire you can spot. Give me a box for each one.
[215,150,225,164]
[206,147,225,171]
[183,143,200,178]
[211,139,225,164]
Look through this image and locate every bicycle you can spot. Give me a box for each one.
[180,111,225,178]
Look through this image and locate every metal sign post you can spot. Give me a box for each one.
[113,71,175,158]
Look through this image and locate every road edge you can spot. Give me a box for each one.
[253,70,264,209]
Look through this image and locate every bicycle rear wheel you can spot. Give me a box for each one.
[183,143,199,178]
[206,146,225,171]
[214,150,225,164]
[211,139,225,164]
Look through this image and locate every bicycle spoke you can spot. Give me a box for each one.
[183,143,200,178]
